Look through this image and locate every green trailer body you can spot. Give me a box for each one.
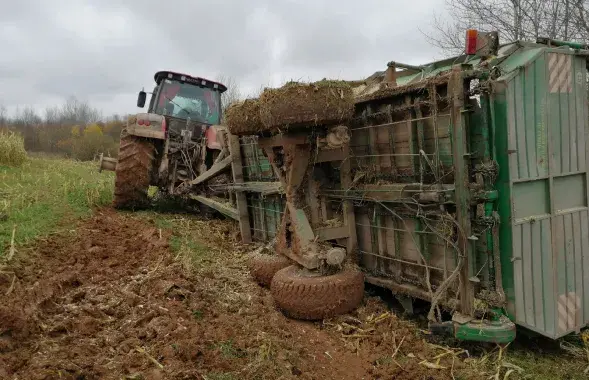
[495,46,589,339]
[232,40,589,342]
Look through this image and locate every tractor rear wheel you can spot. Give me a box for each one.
[270,265,365,320]
[113,131,155,209]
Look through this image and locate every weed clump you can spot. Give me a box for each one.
[0,132,27,166]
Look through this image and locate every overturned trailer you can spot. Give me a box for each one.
[174,32,589,344]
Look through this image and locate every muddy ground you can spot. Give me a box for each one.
[0,208,583,379]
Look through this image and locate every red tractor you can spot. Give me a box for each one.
[100,71,229,209]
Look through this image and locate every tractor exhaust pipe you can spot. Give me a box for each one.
[98,153,117,172]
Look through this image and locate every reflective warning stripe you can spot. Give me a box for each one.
[557,292,581,334]
[548,53,572,93]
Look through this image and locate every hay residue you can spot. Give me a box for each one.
[259,80,355,130]
[224,98,263,136]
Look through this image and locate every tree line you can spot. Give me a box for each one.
[0,97,124,161]
[425,0,589,55]
[3,0,589,161]
[0,78,243,162]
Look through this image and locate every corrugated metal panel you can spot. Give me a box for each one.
[548,52,589,337]
[497,48,544,80]
[554,211,589,336]
[511,219,555,335]
[507,51,589,338]
[507,52,549,181]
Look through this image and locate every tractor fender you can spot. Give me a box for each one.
[126,113,166,139]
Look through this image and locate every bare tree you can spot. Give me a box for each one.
[13,106,42,127]
[572,1,589,36]
[60,96,102,125]
[0,105,7,128]
[423,0,589,56]
[215,74,242,114]
[44,106,61,126]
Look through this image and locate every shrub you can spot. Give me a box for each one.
[0,131,27,166]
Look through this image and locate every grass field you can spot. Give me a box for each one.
[0,155,114,256]
[1,155,589,379]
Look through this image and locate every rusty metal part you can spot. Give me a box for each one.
[157,136,170,181]
[324,125,350,149]
[262,128,354,270]
[384,63,397,85]
[387,61,425,72]
[98,153,117,172]
[365,275,459,311]
[325,247,346,266]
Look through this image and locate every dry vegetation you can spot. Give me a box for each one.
[0,131,27,167]
[1,98,122,162]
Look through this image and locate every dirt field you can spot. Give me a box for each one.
[0,207,586,380]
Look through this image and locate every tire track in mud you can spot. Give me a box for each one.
[0,208,466,380]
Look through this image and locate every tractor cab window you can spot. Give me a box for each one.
[155,79,221,124]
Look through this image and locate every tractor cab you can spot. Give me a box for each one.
[139,71,227,125]
[135,71,227,148]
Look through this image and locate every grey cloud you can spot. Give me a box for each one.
[0,0,445,116]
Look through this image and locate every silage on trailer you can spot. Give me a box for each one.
[258,80,355,130]
[225,98,263,136]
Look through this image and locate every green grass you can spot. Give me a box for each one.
[0,155,114,256]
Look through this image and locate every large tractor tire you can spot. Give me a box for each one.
[247,253,291,287]
[270,265,365,320]
[113,133,155,209]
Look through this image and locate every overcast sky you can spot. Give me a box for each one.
[0,0,448,118]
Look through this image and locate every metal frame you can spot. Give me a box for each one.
[214,63,515,343]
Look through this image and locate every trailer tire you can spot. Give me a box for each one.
[270,265,365,320]
[113,131,155,210]
[248,253,291,287]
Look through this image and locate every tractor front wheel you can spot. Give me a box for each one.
[113,131,155,209]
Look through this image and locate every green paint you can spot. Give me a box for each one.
[491,89,516,322]
[454,316,517,344]
[478,190,498,200]
[538,38,589,50]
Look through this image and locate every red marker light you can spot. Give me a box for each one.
[465,29,478,55]
[138,119,144,125]
[144,120,151,126]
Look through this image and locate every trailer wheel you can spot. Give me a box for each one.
[113,131,155,209]
[248,253,291,287]
[270,265,365,320]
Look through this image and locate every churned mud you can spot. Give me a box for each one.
[0,208,525,379]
